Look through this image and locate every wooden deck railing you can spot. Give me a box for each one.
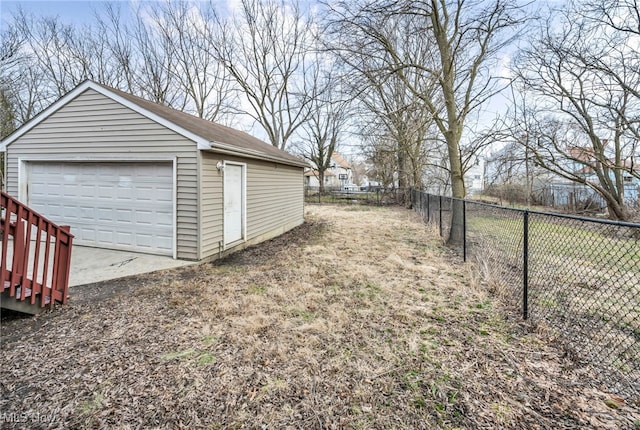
[0,190,74,308]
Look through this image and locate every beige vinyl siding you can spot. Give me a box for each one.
[5,88,199,260]
[245,159,304,241]
[199,152,224,258]
[198,153,304,260]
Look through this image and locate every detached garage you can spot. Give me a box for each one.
[0,80,306,260]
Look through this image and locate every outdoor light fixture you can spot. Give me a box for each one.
[216,161,225,171]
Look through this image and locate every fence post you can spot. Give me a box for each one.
[426,193,430,222]
[438,195,443,237]
[523,211,529,320]
[463,199,467,262]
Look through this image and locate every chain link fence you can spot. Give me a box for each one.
[411,189,640,398]
[304,186,408,206]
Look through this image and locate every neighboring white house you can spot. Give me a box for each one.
[465,161,484,195]
[304,152,352,189]
[421,162,483,196]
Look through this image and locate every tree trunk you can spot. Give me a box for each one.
[604,194,630,221]
[397,149,409,205]
[446,135,466,245]
[319,170,325,194]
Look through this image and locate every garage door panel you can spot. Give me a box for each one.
[116,188,135,199]
[136,234,154,246]
[116,209,134,223]
[115,231,134,245]
[41,203,63,218]
[28,162,173,256]
[63,206,83,219]
[154,236,172,250]
[79,207,96,221]
[79,185,95,198]
[80,230,95,241]
[135,211,154,225]
[156,192,172,201]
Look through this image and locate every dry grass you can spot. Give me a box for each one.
[1,204,639,429]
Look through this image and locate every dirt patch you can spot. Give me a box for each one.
[1,205,638,429]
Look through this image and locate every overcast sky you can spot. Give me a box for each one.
[1,0,99,26]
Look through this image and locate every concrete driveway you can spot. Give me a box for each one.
[69,246,196,287]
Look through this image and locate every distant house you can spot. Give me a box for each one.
[577,159,639,204]
[304,152,352,189]
[484,141,639,208]
[532,148,640,209]
[465,162,484,195]
[532,180,606,210]
[0,80,307,261]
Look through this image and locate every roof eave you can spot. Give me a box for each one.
[208,141,308,168]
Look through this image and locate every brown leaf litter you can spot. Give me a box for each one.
[1,204,638,429]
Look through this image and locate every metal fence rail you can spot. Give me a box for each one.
[410,189,640,398]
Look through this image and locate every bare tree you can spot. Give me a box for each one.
[203,0,314,150]
[325,6,440,203]
[362,136,399,190]
[0,89,12,187]
[326,0,525,243]
[5,8,125,122]
[1,14,49,124]
[295,59,349,193]
[0,22,24,73]
[130,12,179,106]
[0,88,15,139]
[149,2,235,121]
[94,4,137,92]
[3,2,237,126]
[0,22,23,134]
[356,73,439,200]
[13,10,95,97]
[512,2,640,220]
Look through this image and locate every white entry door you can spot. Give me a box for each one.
[27,161,174,256]
[223,163,245,245]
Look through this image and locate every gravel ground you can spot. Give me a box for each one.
[1,204,638,429]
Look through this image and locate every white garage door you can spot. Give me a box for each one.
[27,161,174,256]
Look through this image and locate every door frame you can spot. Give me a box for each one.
[18,157,178,259]
[222,160,247,248]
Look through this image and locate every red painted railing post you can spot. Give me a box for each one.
[0,194,9,294]
[55,225,72,305]
[12,205,24,299]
